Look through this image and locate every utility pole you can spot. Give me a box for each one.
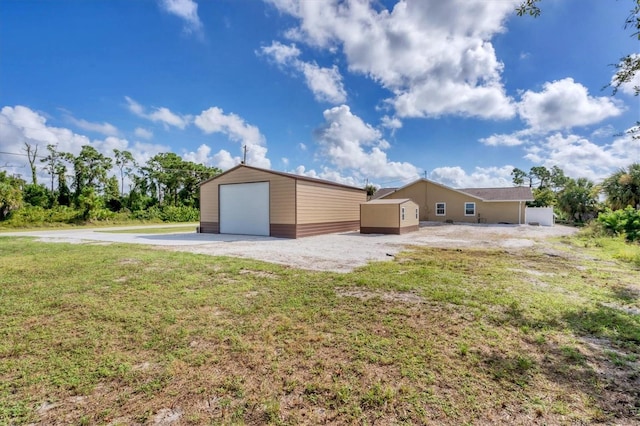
[242,145,247,164]
[423,170,427,179]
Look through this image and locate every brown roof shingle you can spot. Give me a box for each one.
[459,186,534,201]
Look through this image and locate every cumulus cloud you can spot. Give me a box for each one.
[517,78,623,132]
[479,128,536,146]
[194,107,270,169]
[134,127,153,140]
[182,143,212,165]
[260,41,347,104]
[265,0,517,119]
[523,132,635,181]
[125,96,191,129]
[159,0,203,35]
[311,105,419,182]
[429,165,515,188]
[292,164,360,187]
[380,115,402,131]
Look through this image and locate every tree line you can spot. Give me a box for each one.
[511,163,640,241]
[0,143,220,225]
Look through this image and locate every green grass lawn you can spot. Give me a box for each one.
[0,236,638,424]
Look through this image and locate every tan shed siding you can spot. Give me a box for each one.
[296,181,366,224]
[199,167,296,225]
[360,204,399,228]
[400,201,420,229]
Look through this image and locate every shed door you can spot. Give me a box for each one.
[219,182,270,236]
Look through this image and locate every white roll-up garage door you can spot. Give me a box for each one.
[219,182,270,236]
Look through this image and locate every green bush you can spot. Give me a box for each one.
[130,206,163,221]
[160,205,199,222]
[3,205,81,227]
[597,206,640,242]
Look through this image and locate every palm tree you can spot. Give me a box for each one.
[602,163,640,210]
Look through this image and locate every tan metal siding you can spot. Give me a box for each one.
[360,204,399,228]
[296,181,366,224]
[200,181,218,223]
[199,167,296,225]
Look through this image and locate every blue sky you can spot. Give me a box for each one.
[1,0,638,189]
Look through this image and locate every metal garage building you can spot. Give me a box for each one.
[360,199,420,235]
[199,164,367,238]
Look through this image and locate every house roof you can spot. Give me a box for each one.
[459,186,534,202]
[363,198,412,205]
[380,178,534,202]
[370,187,397,200]
[199,164,366,192]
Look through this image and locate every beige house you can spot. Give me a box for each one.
[360,199,419,234]
[199,164,366,238]
[379,179,534,224]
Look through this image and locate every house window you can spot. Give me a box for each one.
[401,207,405,221]
[435,202,446,216]
[464,202,476,216]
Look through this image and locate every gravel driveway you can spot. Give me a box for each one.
[1,222,578,272]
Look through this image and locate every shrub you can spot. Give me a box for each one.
[130,206,163,221]
[597,206,640,242]
[160,205,199,222]
[3,205,81,227]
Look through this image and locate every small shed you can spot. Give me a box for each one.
[360,199,419,235]
[199,164,366,238]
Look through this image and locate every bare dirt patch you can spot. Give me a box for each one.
[3,222,579,272]
[176,223,578,272]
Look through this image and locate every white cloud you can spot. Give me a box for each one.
[292,164,360,187]
[212,149,237,170]
[260,41,301,64]
[194,107,270,169]
[67,115,119,136]
[380,115,402,131]
[134,127,153,140]
[298,142,307,151]
[125,96,190,129]
[300,62,347,104]
[517,78,623,132]
[312,104,419,181]
[159,0,203,34]
[523,132,635,181]
[194,107,264,145]
[281,157,289,166]
[430,165,514,188]
[265,0,517,119]
[479,129,534,146]
[260,41,347,104]
[182,143,212,165]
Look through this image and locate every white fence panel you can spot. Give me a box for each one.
[525,207,554,226]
